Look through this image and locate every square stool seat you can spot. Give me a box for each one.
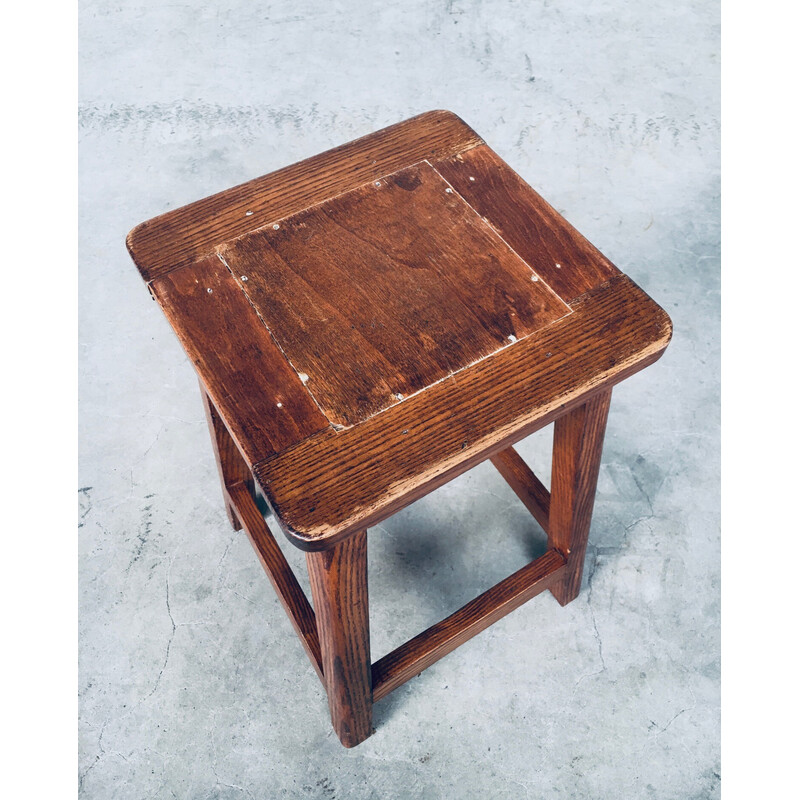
[127,110,672,747]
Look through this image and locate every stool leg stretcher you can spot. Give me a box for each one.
[217,388,612,747]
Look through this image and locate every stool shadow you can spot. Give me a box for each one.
[372,507,548,613]
[368,495,549,726]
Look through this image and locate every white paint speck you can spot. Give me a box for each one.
[207,288,213,294]
[273,223,280,230]
[396,393,404,400]
[469,176,475,181]
[445,187,453,193]
[508,334,517,343]
[555,263,562,269]
[245,210,253,216]
[298,373,309,384]
[375,181,381,187]
[276,402,283,408]
[241,275,248,281]
[531,274,539,282]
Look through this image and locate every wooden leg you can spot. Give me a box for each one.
[199,379,254,530]
[548,389,612,606]
[306,531,372,747]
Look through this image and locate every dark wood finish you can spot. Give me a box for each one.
[130,111,671,527]
[220,160,569,428]
[227,483,324,684]
[306,531,372,747]
[150,255,329,466]
[255,275,671,550]
[433,145,619,302]
[127,110,482,283]
[548,390,612,606]
[372,549,566,702]
[128,110,674,748]
[490,446,550,533]
[199,383,253,530]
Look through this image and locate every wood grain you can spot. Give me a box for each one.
[128,110,675,748]
[490,446,550,533]
[306,530,372,747]
[227,483,323,683]
[220,160,570,427]
[132,110,670,491]
[548,389,612,606]
[150,255,329,465]
[127,110,483,283]
[255,275,672,549]
[433,145,619,302]
[371,548,566,702]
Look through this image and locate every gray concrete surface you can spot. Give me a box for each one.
[79,1,719,797]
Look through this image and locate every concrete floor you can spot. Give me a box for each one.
[79,1,719,797]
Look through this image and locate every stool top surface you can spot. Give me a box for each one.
[127,110,672,550]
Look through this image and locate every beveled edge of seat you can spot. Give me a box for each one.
[254,274,673,551]
[126,110,483,283]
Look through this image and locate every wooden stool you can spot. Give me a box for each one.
[127,111,672,748]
